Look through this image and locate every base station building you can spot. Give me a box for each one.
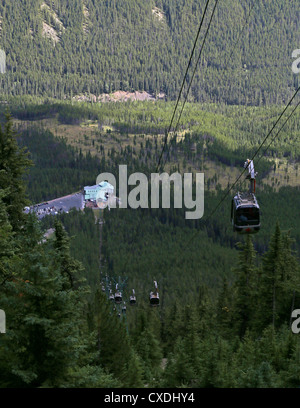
[84,181,114,201]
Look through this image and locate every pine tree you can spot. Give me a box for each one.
[53,219,85,288]
[232,235,258,337]
[0,213,93,387]
[162,336,196,388]
[135,325,163,383]
[278,232,300,327]
[280,337,300,387]
[89,288,134,384]
[196,284,216,339]
[216,277,234,339]
[0,112,32,232]
[0,190,16,286]
[120,349,145,388]
[161,301,182,353]
[254,223,294,333]
[182,305,202,371]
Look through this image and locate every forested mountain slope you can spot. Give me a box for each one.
[1,0,300,389]
[1,113,300,388]
[12,106,300,288]
[0,0,298,104]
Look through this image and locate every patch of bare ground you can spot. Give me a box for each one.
[72,91,165,103]
[40,2,65,43]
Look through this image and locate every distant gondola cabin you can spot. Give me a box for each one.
[149,291,159,306]
[130,295,136,305]
[130,289,136,305]
[114,291,122,304]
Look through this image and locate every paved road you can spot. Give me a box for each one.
[25,192,84,219]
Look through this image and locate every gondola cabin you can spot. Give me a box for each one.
[114,291,122,304]
[231,192,260,234]
[149,291,159,306]
[130,290,136,305]
[130,296,136,305]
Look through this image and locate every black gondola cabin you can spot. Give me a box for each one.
[231,192,260,234]
[130,296,136,305]
[114,291,122,304]
[149,292,159,306]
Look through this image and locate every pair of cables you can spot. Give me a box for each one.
[123,1,300,276]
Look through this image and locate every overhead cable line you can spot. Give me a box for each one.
[120,0,217,274]
[205,86,300,221]
[162,0,256,169]
[255,99,300,167]
[162,0,219,169]
[123,1,299,283]
[156,0,212,172]
[160,85,300,275]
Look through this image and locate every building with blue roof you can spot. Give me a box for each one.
[84,181,114,201]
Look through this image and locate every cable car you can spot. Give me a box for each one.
[114,284,122,304]
[150,281,159,307]
[122,302,127,314]
[114,291,122,304]
[130,289,136,305]
[231,192,260,233]
[150,291,159,306]
[231,159,260,234]
[109,290,114,301]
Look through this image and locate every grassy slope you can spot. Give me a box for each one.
[12,100,300,192]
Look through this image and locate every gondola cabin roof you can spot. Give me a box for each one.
[233,192,259,209]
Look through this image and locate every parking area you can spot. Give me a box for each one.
[25,192,84,219]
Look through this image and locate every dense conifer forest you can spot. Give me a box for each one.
[0,0,298,104]
[0,0,300,390]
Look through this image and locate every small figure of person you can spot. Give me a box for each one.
[244,159,255,179]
